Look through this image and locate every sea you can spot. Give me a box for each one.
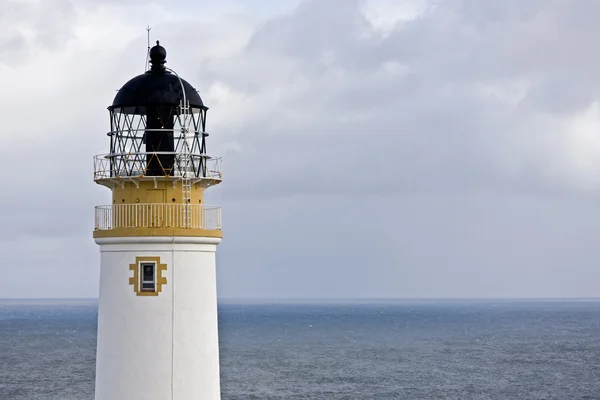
[0,299,599,400]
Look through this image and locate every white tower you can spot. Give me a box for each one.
[92,41,224,400]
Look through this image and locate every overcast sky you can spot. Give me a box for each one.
[1,0,600,299]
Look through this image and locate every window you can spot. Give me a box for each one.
[140,262,156,292]
[129,256,166,296]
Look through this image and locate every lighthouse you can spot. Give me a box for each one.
[92,41,223,399]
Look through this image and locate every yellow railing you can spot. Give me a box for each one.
[94,204,222,230]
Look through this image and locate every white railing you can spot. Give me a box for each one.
[94,204,222,231]
[93,152,222,180]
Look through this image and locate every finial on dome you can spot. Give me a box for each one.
[149,40,167,72]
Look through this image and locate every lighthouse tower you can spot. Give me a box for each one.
[92,41,223,400]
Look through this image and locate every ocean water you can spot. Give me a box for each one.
[0,300,599,399]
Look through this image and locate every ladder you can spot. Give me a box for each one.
[179,99,193,228]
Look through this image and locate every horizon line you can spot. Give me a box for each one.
[1,296,600,303]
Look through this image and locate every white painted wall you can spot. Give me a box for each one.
[94,236,222,400]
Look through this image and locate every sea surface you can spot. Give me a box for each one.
[0,299,599,399]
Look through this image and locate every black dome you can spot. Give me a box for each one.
[110,72,205,112]
[109,41,206,114]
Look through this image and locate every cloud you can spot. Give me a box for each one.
[0,0,76,66]
[191,0,600,203]
[2,0,600,298]
[361,0,431,37]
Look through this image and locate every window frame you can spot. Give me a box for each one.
[139,261,157,293]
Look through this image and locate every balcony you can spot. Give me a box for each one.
[93,152,222,183]
[94,204,222,231]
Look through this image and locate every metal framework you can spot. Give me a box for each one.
[104,109,209,178]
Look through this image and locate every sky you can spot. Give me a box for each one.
[1,0,600,299]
